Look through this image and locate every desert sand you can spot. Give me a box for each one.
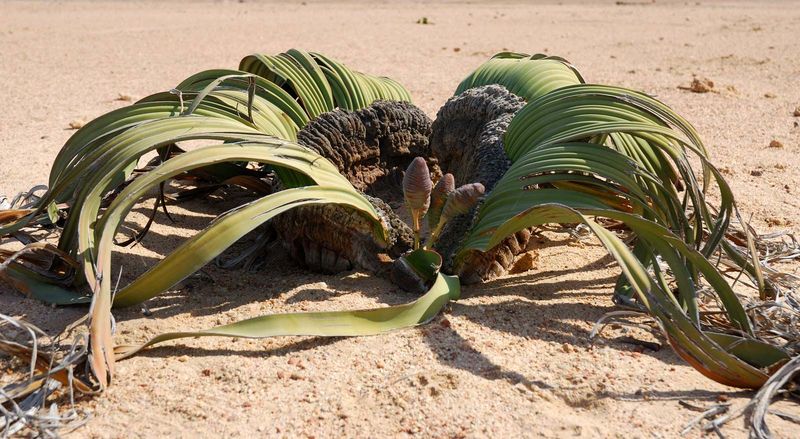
[1,0,799,437]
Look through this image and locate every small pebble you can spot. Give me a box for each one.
[68,119,86,130]
[680,77,714,93]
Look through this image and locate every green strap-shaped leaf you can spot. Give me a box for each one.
[79,139,385,387]
[455,52,583,101]
[459,202,787,388]
[83,140,382,303]
[114,273,460,360]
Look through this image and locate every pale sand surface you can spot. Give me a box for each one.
[1,0,799,437]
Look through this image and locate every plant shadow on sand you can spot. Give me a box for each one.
[2,194,686,398]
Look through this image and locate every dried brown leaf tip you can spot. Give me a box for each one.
[769,140,784,149]
[403,157,432,233]
[428,173,455,230]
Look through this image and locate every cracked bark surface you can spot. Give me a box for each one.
[273,88,533,285]
[272,100,432,275]
[429,85,533,284]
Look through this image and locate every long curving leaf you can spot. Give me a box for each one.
[461,203,786,388]
[79,138,386,387]
[114,273,460,359]
[455,52,584,101]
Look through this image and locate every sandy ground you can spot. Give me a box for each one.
[1,0,800,437]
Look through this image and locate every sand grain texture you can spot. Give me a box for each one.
[1,1,799,437]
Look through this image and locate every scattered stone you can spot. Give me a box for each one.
[201,368,212,377]
[509,251,539,274]
[766,217,791,227]
[416,17,431,25]
[615,1,656,6]
[116,93,135,102]
[769,140,784,148]
[793,106,800,117]
[453,47,461,52]
[750,169,763,177]
[68,119,86,130]
[679,77,714,93]
[764,92,776,98]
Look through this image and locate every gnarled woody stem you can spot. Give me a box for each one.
[429,85,532,283]
[273,87,533,286]
[272,100,433,275]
